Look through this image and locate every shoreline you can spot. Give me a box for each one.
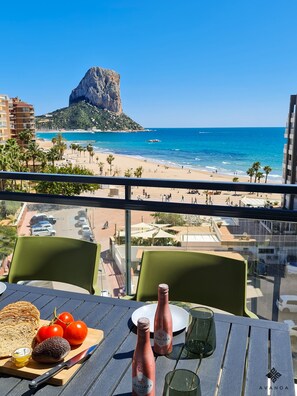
[37,138,280,186]
[37,137,282,184]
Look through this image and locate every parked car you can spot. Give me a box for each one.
[286,262,297,275]
[284,320,297,337]
[31,221,53,230]
[276,295,297,313]
[81,224,91,232]
[30,213,56,225]
[77,217,88,226]
[31,227,56,236]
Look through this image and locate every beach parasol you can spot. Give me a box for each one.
[149,223,172,229]
[152,229,174,239]
[131,222,154,230]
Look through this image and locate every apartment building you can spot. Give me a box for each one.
[0,95,11,142]
[9,97,35,140]
[0,95,35,143]
[282,94,297,209]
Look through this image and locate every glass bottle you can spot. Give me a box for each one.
[132,317,156,396]
[154,283,173,355]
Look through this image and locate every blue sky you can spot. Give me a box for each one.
[1,0,297,127]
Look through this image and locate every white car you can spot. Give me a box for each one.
[31,227,56,236]
[276,295,297,313]
[32,221,53,230]
[77,217,88,226]
[286,262,297,275]
[284,320,297,337]
[81,224,91,232]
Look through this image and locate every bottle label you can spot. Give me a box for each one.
[154,329,171,347]
[132,373,154,395]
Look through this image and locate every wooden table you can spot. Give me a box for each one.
[0,283,295,395]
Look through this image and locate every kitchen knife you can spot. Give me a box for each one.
[28,344,98,389]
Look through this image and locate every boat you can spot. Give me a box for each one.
[147,139,161,143]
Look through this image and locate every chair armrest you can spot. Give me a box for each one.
[244,308,258,319]
[121,294,136,300]
[0,276,8,282]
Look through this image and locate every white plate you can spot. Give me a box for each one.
[131,303,189,333]
[0,283,7,295]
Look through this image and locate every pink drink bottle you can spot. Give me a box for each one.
[154,283,173,355]
[132,317,155,396]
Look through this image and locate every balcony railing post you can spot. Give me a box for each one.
[125,185,132,295]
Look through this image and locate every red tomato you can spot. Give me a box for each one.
[64,321,88,346]
[36,324,64,343]
[54,312,74,330]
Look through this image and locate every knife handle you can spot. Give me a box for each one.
[29,362,67,389]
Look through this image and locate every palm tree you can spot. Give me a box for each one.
[256,171,264,183]
[106,154,115,175]
[134,166,144,178]
[252,162,261,183]
[18,129,34,147]
[98,162,104,175]
[124,168,133,177]
[263,166,272,183]
[246,168,255,183]
[26,142,44,172]
[46,146,60,166]
[87,144,94,163]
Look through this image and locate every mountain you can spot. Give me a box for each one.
[35,101,143,131]
[36,67,143,131]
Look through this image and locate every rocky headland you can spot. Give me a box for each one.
[36,67,143,131]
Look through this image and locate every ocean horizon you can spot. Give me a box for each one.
[37,127,285,182]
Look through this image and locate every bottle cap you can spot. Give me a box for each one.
[137,317,150,331]
[158,283,169,292]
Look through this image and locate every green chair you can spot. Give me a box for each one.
[127,250,257,318]
[0,236,101,295]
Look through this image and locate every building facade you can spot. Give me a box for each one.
[9,97,35,140]
[282,94,297,209]
[0,95,35,143]
[0,95,11,142]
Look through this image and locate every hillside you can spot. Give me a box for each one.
[35,101,144,131]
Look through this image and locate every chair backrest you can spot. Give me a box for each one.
[135,250,249,316]
[8,236,101,295]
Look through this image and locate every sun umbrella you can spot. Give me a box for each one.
[131,222,154,230]
[152,229,174,239]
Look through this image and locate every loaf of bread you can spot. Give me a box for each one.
[0,301,40,357]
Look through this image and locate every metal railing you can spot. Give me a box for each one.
[1,170,297,296]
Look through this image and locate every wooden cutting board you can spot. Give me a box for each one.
[0,320,104,386]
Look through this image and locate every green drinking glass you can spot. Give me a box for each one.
[163,369,201,395]
[185,306,216,357]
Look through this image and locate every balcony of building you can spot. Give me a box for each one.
[0,171,297,379]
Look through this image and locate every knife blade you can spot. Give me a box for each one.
[28,344,98,389]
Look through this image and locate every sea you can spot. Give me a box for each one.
[36,127,285,182]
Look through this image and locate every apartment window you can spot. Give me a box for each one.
[258,248,274,254]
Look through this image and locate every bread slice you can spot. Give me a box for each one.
[0,301,40,358]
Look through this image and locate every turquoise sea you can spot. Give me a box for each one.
[37,127,285,182]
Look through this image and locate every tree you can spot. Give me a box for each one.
[106,154,115,175]
[0,225,17,262]
[256,171,264,183]
[246,168,255,183]
[35,164,99,196]
[263,166,272,183]
[98,162,104,175]
[252,162,261,183]
[26,142,45,172]
[151,212,186,226]
[87,144,94,163]
[134,166,144,178]
[46,146,60,166]
[124,168,133,177]
[18,129,34,147]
